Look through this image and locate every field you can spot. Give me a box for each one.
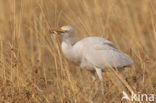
[0,0,156,103]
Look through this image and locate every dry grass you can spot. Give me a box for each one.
[0,0,156,103]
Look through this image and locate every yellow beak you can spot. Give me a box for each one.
[50,29,68,34]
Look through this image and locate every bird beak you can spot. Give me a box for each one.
[49,29,68,34]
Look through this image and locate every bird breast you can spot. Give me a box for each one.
[61,41,82,65]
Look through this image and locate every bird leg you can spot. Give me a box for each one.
[95,68,105,103]
[90,71,98,101]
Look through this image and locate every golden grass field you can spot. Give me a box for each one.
[0,0,156,103]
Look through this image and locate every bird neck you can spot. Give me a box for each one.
[61,37,76,62]
[62,37,75,47]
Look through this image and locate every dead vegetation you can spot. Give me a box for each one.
[0,0,155,103]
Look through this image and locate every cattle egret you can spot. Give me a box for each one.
[51,26,134,102]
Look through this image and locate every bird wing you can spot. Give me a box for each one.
[73,36,116,62]
[80,37,133,69]
[80,36,117,50]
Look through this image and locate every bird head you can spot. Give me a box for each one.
[50,26,75,38]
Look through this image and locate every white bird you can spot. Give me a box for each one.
[51,25,134,102]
